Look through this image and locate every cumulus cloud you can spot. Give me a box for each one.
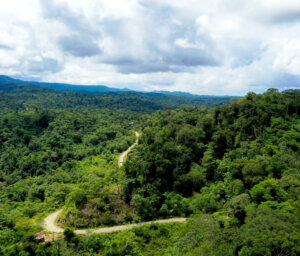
[0,50,20,67]
[58,35,102,57]
[0,0,299,95]
[25,57,62,74]
[272,40,300,75]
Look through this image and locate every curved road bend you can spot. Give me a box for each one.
[44,209,186,234]
[43,131,186,234]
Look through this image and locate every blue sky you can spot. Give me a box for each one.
[0,0,299,95]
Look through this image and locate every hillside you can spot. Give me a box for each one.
[0,75,233,111]
[0,89,299,255]
[122,89,300,254]
[0,75,126,93]
[0,77,163,112]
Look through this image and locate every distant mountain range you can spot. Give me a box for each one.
[0,75,237,112]
[0,75,232,98]
[0,75,128,94]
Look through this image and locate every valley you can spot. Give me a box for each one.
[0,80,299,255]
[42,131,186,235]
[1,0,300,254]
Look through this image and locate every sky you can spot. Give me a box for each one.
[0,0,300,95]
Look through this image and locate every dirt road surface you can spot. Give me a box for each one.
[43,131,186,235]
[43,209,64,233]
[43,209,186,234]
[118,131,139,167]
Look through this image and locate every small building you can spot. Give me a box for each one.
[36,232,48,242]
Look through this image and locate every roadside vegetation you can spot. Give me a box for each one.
[0,86,299,255]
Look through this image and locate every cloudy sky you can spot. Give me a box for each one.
[0,0,300,95]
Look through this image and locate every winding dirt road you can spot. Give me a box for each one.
[43,209,64,233]
[44,209,186,234]
[118,131,139,167]
[43,131,186,234]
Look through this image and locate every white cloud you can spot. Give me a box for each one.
[0,50,20,67]
[0,0,299,95]
[272,39,300,75]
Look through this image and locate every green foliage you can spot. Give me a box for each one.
[124,90,299,218]
[63,227,75,242]
[0,107,142,253]
[250,179,287,204]
[121,90,300,255]
[190,183,226,213]
[66,188,87,209]
[170,215,240,256]
[240,205,300,255]
[173,163,206,196]
[0,89,299,255]
[0,77,232,113]
[159,192,190,217]
[0,109,138,182]
[241,158,268,188]
[227,193,251,224]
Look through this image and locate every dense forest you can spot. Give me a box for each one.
[123,89,300,255]
[0,84,299,255]
[0,76,232,112]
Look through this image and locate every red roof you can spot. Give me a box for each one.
[36,232,46,239]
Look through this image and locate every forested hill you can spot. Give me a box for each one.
[284,88,300,94]
[0,75,125,93]
[0,88,299,255]
[0,91,164,113]
[0,75,233,112]
[0,76,54,94]
[123,89,300,255]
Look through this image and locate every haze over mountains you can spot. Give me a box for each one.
[0,75,127,94]
[0,75,234,98]
[0,75,236,113]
